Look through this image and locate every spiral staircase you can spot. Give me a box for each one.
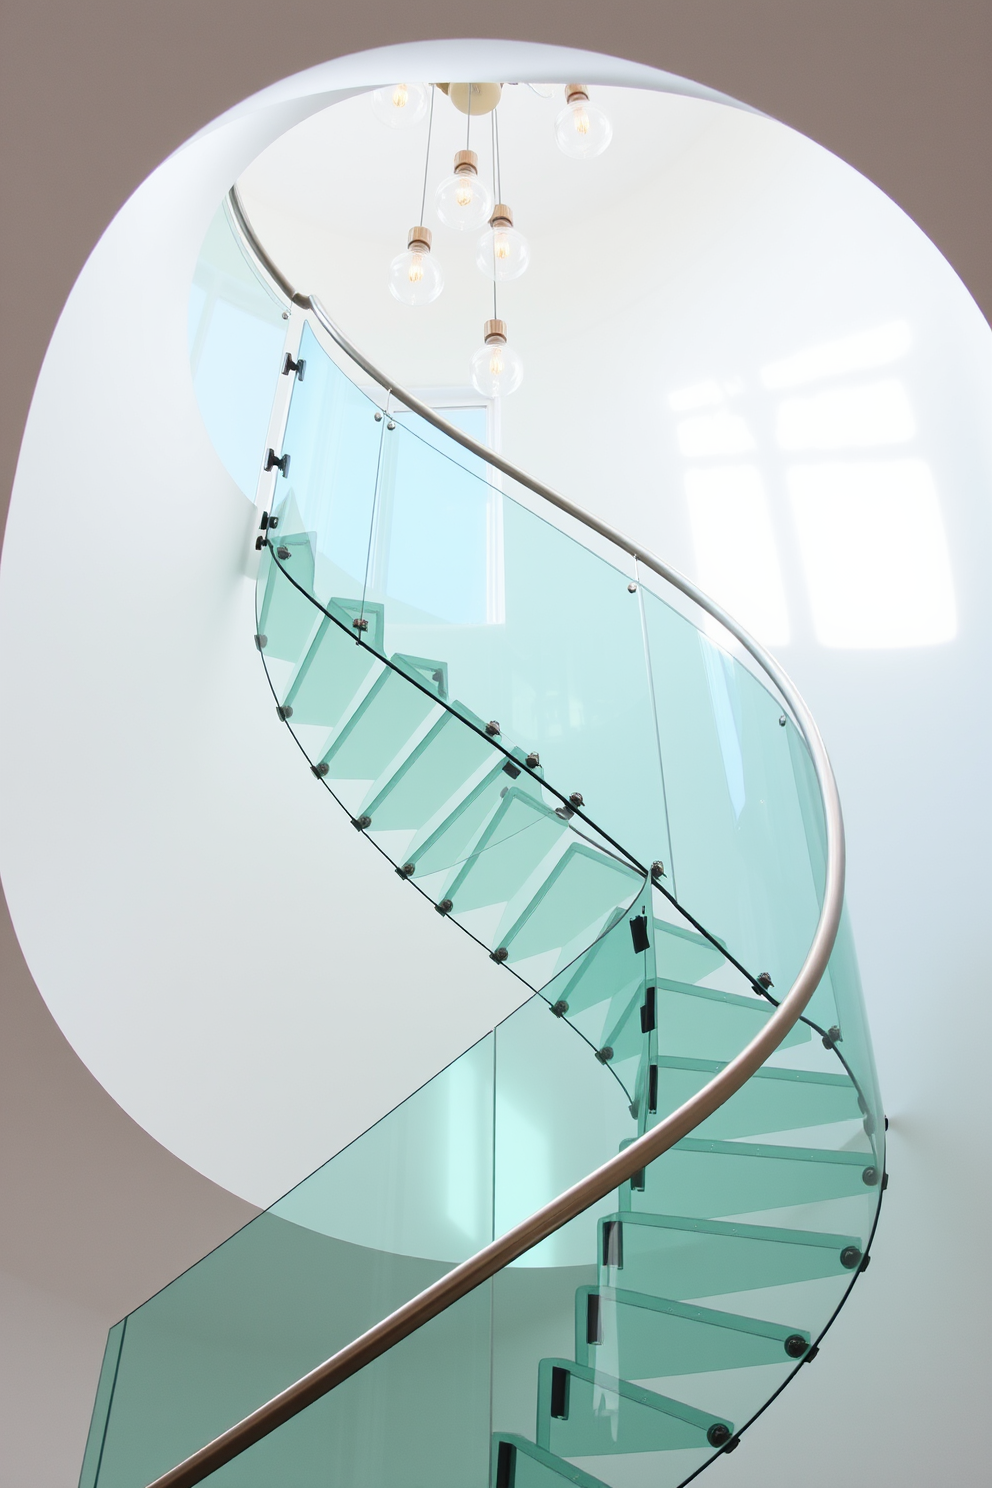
[77,190,885,1488]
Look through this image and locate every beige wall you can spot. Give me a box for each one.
[1,5,988,1482]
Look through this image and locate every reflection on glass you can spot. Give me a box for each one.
[685,465,790,645]
[789,458,956,647]
[761,320,912,389]
[776,379,915,451]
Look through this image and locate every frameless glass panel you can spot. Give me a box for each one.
[356,407,672,876]
[274,322,386,609]
[188,203,288,497]
[84,1035,496,1488]
[640,586,822,995]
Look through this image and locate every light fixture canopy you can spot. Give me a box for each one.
[371,82,430,127]
[470,318,523,397]
[555,83,613,158]
[476,204,530,282]
[435,150,495,231]
[388,225,444,305]
[439,82,503,116]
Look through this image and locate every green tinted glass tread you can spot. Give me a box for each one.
[655,980,809,1061]
[445,789,569,913]
[575,1286,809,1376]
[320,667,438,785]
[362,710,499,828]
[622,1138,879,1217]
[651,1057,860,1139]
[78,1319,126,1488]
[493,1435,611,1488]
[498,846,645,970]
[653,919,726,983]
[405,759,539,880]
[535,1360,732,1457]
[283,612,381,726]
[257,540,318,661]
[596,1212,864,1299]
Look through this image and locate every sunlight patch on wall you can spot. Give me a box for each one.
[677,410,755,458]
[761,321,912,390]
[789,459,956,647]
[776,379,916,451]
[686,465,790,645]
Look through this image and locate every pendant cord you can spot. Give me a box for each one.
[418,85,435,226]
[494,107,503,203]
[491,112,498,319]
[466,82,472,149]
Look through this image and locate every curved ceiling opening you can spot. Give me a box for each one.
[190,77,973,654]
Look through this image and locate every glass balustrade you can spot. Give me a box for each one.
[100,204,886,1488]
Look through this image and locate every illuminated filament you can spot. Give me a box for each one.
[392,83,409,110]
[573,106,590,135]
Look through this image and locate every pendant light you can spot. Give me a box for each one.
[470,319,523,397]
[371,82,429,127]
[555,83,612,158]
[388,87,443,304]
[476,206,530,280]
[476,113,529,281]
[389,226,444,305]
[435,149,493,230]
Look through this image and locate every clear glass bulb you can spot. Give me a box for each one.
[476,223,530,281]
[555,95,612,158]
[370,82,429,127]
[388,245,444,305]
[470,338,523,397]
[435,169,494,231]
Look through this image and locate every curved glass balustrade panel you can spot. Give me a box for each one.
[188,203,288,498]
[79,1000,634,1488]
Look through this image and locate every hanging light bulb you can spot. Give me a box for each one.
[470,319,523,397]
[475,205,530,282]
[371,82,429,127]
[435,150,494,231]
[388,227,444,305]
[554,83,612,158]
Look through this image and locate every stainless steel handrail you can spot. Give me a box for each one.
[145,187,847,1488]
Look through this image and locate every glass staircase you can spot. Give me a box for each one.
[77,200,885,1488]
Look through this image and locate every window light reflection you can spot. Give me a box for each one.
[789,459,956,648]
[761,320,911,390]
[687,465,790,645]
[776,379,915,451]
[678,410,755,459]
[669,379,724,412]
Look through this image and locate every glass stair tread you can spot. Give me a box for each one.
[621,1137,879,1218]
[574,1286,810,1377]
[649,1056,860,1139]
[318,666,439,787]
[655,979,810,1061]
[443,789,571,914]
[403,755,542,880]
[257,536,318,661]
[361,707,499,830]
[652,919,726,983]
[493,1434,612,1488]
[282,606,383,727]
[596,1211,865,1299]
[534,1360,733,1457]
[495,845,645,978]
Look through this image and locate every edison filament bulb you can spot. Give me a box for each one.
[388,226,444,306]
[475,205,530,282]
[370,81,429,127]
[435,150,494,231]
[470,319,523,397]
[554,83,612,158]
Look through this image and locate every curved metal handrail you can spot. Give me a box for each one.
[145,187,847,1488]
